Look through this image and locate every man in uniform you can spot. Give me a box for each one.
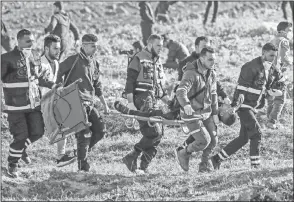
[211,43,284,169]
[56,34,109,172]
[39,34,77,167]
[174,47,220,172]
[178,36,231,105]
[123,34,169,173]
[1,29,56,178]
[139,2,155,46]
[162,34,189,71]
[265,21,292,129]
[44,1,80,61]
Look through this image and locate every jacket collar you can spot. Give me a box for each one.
[191,51,200,60]
[142,48,159,61]
[196,59,208,76]
[79,48,94,62]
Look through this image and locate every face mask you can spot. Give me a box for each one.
[22,48,32,59]
[263,61,272,71]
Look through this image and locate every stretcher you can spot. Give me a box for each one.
[41,79,91,145]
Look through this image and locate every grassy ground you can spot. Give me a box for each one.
[1,1,293,201]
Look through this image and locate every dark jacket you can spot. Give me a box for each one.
[1,47,54,113]
[178,51,228,100]
[56,48,102,103]
[163,40,189,70]
[232,56,284,109]
[44,11,80,51]
[139,2,155,24]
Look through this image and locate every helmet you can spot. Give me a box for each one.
[218,103,237,126]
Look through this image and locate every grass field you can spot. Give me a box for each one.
[1,1,293,201]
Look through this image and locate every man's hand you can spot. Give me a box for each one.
[103,104,110,114]
[183,104,195,115]
[213,114,219,125]
[268,89,283,97]
[127,102,137,111]
[223,97,231,105]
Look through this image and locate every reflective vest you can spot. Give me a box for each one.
[134,49,165,97]
[39,55,59,97]
[2,50,41,112]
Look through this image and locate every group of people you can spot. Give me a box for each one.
[1,1,292,179]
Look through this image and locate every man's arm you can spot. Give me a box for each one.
[1,54,10,81]
[69,22,80,41]
[176,70,194,107]
[44,16,58,34]
[125,56,141,107]
[280,39,292,70]
[211,73,218,116]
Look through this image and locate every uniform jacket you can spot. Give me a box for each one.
[232,56,284,110]
[1,47,54,113]
[39,55,59,97]
[139,2,155,24]
[55,48,102,103]
[44,11,80,50]
[271,32,292,70]
[176,59,218,120]
[178,51,228,101]
[164,40,189,69]
[125,48,165,98]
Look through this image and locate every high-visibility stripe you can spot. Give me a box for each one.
[251,160,260,165]
[218,153,226,160]
[221,149,229,158]
[250,156,260,159]
[26,138,32,145]
[188,129,201,135]
[3,104,31,110]
[9,152,22,158]
[9,148,24,153]
[137,82,153,86]
[135,88,148,92]
[2,82,29,88]
[237,85,262,95]
[140,59,153,63]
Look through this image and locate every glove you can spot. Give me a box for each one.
[268,89,283,97]
[183,104,195,115]
[127,102,137,111]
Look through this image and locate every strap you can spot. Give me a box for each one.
[64,55,80,86]
[188,86,206,100]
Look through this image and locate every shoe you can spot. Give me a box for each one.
[56,154,77,167]
[198,161,214,173]
[21,150,31,165]
[211,155,221,170]
[174,147,190,171]
[122,150,140,172]
[7,163,18,178]
[135,168,147,175]
[266,122,278,129]
[78,160,90,172]
[114,101,130,114]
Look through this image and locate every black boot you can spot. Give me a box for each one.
[78,160,90,172]
[122,149,141,172]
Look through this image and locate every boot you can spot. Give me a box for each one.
[78,160,90,172]
[122,150,140,172]
[7,163,18,178]
[174,147,191,171]
[114,101,130,114]
[198,160,214,173]
[211,155,221,170]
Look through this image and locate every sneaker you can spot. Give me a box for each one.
[56,154,77,167]
[114,101,130,114]
[211,155,221,170]
[122,150,140,172]
[7,163,18,178]
[198,161,214,173]
[174,147,190,172]
[21,150,31,165]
